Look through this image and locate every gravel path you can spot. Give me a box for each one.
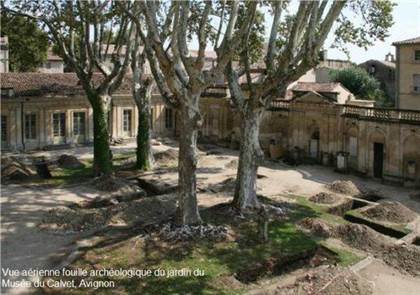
[0,184,101,294]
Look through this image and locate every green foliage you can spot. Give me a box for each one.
[332,0,396,56]
[329,66,385,101]
[0,12,48,72]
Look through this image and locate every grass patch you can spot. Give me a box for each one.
[320,242,364,267]
[281,195,348,225]
[40,197,362,294]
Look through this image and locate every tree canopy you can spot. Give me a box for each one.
[329,66,386,103]
[0,12,48,72]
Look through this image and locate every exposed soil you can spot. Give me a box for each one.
[298,218,334,238]
[334,223,420,276]
[39,206,109,232]
[327,198,354,216]
[1,156,34,182]
[250,265,372,295]
[309,192,338,204]
[154,148,178,165]
[360,202,417,224]
[39,194,177,232]
[334,223,393,251]
[325,180,361,196]
[57,154,85,169]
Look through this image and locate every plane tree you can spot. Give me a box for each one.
[5,0,134,176]
[226,0,395,211]
[131,0,258,225]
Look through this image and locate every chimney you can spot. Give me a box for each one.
[385,52,395,62]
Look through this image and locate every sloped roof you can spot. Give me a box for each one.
[291,82,341,93]
[392,36,420,46]
[359,59,395,69]
[1,72,132,97]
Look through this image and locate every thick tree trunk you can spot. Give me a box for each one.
[134,85,154,171]
[90,93,112,176]
[232,110,264,211]
[177,103,202,225]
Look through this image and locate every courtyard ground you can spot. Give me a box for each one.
[1,140,420,294]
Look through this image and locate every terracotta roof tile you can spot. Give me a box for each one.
[392,36,420,46]
[1,72,132,97]
[291,82,341,93]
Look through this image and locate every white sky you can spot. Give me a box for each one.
[326,0,420,63]
[199,0,420,64]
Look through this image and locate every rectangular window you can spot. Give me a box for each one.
[1,115,7,142]
[73,112,86,135]
[123,109,132,132]
[415,50,420,61]
[414,74,420,93]
[165,108,173,129]
[53,112,66,137]
[25,113,37,139]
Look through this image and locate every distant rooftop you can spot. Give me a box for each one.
[1,72,131,97]
[291,82,343,93]
[392,36,420,46]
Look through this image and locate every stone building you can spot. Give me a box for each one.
[1,38,420,187]
[37,49,64,73]
[0,73,175,151]
[359,54,396,105]
[393,36,420,110]
[0,37,9,73]
[199,82,420,187]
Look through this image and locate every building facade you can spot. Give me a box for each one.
[359,55,396,106]
[393,37,420,110]
[0,37,9,73]
[37,49,64,73]
[0,73,175,151]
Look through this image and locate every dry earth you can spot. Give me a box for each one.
[1,140,420,294]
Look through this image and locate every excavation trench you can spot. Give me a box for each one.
[328,198,409,240]
[235,245,338,284]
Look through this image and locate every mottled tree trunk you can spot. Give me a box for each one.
[90,93,112,176]
[133,83,154,171]
[232,110,264,211]
[177,103,202,225]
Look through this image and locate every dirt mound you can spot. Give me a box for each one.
[298,218,333,238]
[86,176,146,206]
[309,192,337,204]
[286,266,372,295]
[57,154,85,169]
[154,149,178,163]
[40,194,177,232]
[40,207,109,232]
[109,194,177,225]
[361,202,417,224]
[325,180,361,196]
[334,223,392,252]
[382,244,420,276]
[1,157,33,182]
